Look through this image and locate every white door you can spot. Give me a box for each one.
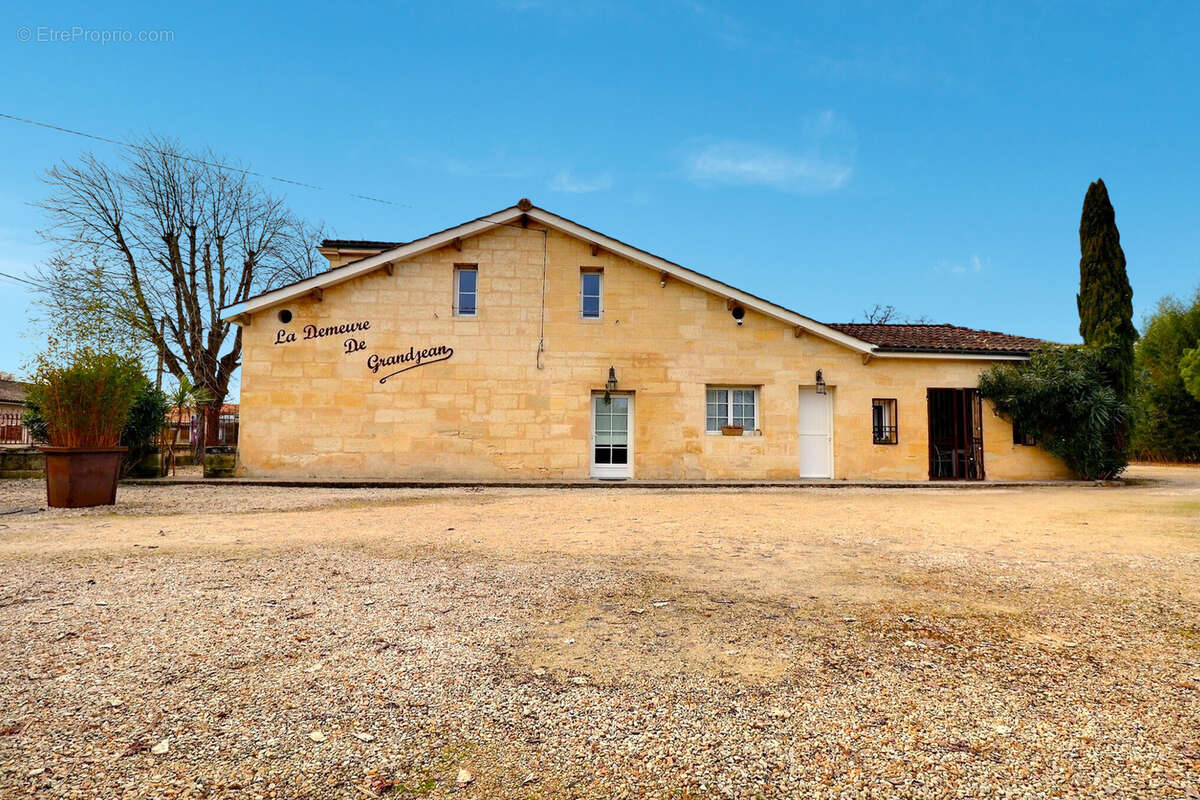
[591,394,633,479]
[798,389,833,478]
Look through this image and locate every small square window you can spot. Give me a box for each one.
[706,386,757,433]
[454,266,477,316]
[581,269,602,319]
[1013,420,1037,446]
[872,398,897,444]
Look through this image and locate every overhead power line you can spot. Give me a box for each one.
[0,111,410,207]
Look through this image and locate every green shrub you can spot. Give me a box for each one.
[979,344,1128,479]
[25,376,167,476]
[24,349,147,449]
[120,385,169,473]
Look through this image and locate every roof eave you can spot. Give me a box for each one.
[222,206,527,319]
[872,348,1031,360]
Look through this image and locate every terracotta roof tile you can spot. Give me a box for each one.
[827,323,1042,355]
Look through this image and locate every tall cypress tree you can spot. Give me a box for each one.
[1077,178,1137,399]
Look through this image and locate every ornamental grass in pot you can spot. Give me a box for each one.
[27,350,143,508]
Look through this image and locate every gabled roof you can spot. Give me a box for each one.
[223,201,875,354]
[827,324,1042,356]
[222,201,1031,361]
[0,378,31,405]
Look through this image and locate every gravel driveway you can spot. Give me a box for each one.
[1,467,1197,798]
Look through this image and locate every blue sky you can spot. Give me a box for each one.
[2,1,1198,396]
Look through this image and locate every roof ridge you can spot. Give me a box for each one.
[830,322,953,327]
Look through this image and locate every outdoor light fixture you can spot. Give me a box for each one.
[604,365,618,403]
[815,369,826,395]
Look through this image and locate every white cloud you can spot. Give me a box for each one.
[676,0,749,47]
[684,142,852,192]
[548,170,613,194]
[497,0,609,15]
[937,253,987,276]
[682,110,855,193]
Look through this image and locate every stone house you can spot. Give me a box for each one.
[221,200,1069,481]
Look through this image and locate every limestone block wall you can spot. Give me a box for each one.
[237,224,1071,481]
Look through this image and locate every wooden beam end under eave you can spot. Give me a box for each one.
[311,287,324,302]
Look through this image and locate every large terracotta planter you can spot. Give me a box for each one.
[40,447,127,508]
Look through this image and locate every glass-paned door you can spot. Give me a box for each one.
[591,394,632,479]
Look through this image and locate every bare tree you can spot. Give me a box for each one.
[34,136,322,460]
[856,303,934,324]
[860,303,899,324]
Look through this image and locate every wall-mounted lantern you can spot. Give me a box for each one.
[604,365,618,403]
[815,369,826,395]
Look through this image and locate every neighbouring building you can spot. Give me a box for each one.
[0,377,32,447]
[221,200,1070,482]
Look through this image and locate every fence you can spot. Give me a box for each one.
[0,411,237,449]
[155,415,239,448]
[0,412,30,446]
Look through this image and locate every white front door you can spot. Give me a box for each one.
[798,388,833,478]
[591,393,633,479]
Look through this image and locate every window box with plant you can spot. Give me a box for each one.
[706,386,758,436]
[26,349,148,508]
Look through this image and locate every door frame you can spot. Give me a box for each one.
[797,386,834,479]
[589,391,634,480]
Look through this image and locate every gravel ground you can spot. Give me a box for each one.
[0,466,1198,798]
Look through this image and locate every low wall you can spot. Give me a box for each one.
[0,447,44,479]
[204,446,237,478]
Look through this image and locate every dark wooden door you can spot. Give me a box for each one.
[927,388,985,480]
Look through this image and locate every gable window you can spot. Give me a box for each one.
[580,269,603,319]
[1013,419,1037,446]
[872,398,898,444]
[706,386,757,433]
[454,265,477,316]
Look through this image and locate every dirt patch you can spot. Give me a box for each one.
[0,465,1197,797]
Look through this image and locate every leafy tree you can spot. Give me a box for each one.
[29,257,152,363]
[1182,347,1200,401]
[980,345,1128,479]
[1077,179,1137,399]
[33,135,321,462]
[1130,289,1200,461]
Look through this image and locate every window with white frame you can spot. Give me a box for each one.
[454,265,477,316]
[706,387,757,433]
[580,269,602,319]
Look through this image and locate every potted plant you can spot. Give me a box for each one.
[26,349,143,507]
[721,424,744,436]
